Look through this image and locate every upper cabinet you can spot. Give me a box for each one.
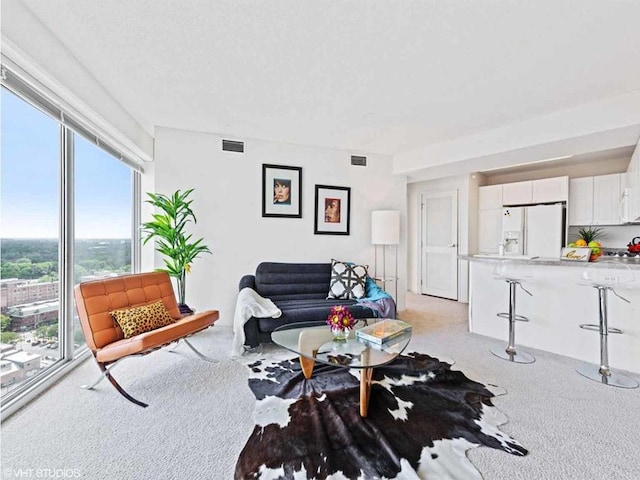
[532,177,568,203]
[593,174,623,225]
[568,177,594,226]
[502,181,532,205]
[568,174,626,226]
[501,177,568,206]
[478,185,503,209]
[625,143,640,221]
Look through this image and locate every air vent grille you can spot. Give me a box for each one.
[222,139,244,153]
[351,155,367,166]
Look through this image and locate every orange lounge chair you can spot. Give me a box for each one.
[74,271,219,407]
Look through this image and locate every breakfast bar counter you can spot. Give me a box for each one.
[460,255,640,374]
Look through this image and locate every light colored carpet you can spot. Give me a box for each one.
[1,293,639,480]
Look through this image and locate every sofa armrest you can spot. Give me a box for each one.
[243,318,261,348]
[239,274,256,291]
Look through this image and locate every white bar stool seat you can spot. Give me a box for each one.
[577,262,638,389]
[491,260,535,364]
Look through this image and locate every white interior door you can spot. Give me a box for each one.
[420,190,458,300]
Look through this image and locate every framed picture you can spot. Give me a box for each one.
[262,164,302,218]
[314,185,351,235]
[560,247,591,262]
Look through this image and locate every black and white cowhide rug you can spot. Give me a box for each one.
[235,352,527,480]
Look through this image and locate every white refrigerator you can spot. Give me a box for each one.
[502,204,564,258]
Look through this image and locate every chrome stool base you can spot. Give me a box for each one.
[491,346,535,364]
[576,364,638,389]
[497,312,529,322]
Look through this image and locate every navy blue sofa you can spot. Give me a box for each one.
[239,262,385,348]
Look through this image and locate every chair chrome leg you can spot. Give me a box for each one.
[81,357,128,390]
[183,338,218,363]
[83,361,148,407]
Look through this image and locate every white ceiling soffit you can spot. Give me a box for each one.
[16,0,640,163]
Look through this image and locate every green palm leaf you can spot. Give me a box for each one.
[140,189,212,304]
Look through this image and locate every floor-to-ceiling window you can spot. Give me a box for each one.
[0,67,140,412]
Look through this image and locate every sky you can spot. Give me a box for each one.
[1,87,133,239]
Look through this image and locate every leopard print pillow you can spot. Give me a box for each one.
[110,300,175,338]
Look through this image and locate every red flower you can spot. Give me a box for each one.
[326,305,355,331]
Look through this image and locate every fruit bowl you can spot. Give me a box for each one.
[589,251,602,262]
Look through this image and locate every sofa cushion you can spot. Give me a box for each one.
[257,298,374,334]
[254,262,332,301]
[327,259,368,300]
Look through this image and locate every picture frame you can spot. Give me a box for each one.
[262,164,302,218]
[560,247,591,262]
[314,185,351,235]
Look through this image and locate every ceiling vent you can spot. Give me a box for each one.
[351,155,367,166]
[222,139,244,153]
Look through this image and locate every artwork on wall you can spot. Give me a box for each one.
[262,164,302,218]
[314,184,351,235]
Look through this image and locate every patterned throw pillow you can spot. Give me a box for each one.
[110,300,175,339]
[327,259,368,300]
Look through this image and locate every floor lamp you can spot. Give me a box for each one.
[371,210,400,302]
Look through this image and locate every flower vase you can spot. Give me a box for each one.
[332,328,349,342]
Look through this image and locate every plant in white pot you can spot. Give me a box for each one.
[141,189,211,314]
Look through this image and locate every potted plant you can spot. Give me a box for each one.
[141,189,211,314]
[570,227,606,262]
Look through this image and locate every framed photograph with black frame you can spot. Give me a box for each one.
[262,164,302,218]
[314,184,351,235]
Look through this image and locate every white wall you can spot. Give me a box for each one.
[568,225,640,249]
[147,127,407,326]
[406,175,473,303]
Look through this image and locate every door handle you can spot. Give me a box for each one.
[447,243,456,247]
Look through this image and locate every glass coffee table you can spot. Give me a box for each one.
[271,319,412,417]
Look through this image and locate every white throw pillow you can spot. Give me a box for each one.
[327,259,368,300]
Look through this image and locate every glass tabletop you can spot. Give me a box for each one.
[271,319,412,369]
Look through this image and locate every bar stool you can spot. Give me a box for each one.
[491,261,535,364]
[577,262,638,389]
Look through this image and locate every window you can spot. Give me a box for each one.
[0,67,140,412]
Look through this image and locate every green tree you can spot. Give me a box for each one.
[1,314,11,332]
[46,324,59,338]
[1,332,20,343]
[36,325,49,340]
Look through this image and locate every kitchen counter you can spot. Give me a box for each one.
[465,259,640,374]
[460,254,640,269]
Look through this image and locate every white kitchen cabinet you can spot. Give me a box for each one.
[568,177,593,226]
[593,173,623,225]
[625,144,640,222]
[532,176,568,203]
[502,181,532,205]
[478,185,503,209]
[477,208,503,253]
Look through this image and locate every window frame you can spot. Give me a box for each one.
[0,65,142,419]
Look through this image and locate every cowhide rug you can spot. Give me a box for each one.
[235,352,527,480]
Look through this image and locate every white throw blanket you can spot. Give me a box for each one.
[231,287,282,357]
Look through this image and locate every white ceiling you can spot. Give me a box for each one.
[14,0,640,156]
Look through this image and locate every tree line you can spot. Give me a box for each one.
[1,238,132,280]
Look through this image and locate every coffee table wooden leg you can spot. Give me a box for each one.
[300,355,315,379]
[360,367,374,417]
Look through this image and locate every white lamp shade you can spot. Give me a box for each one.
[371,210,400,245]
